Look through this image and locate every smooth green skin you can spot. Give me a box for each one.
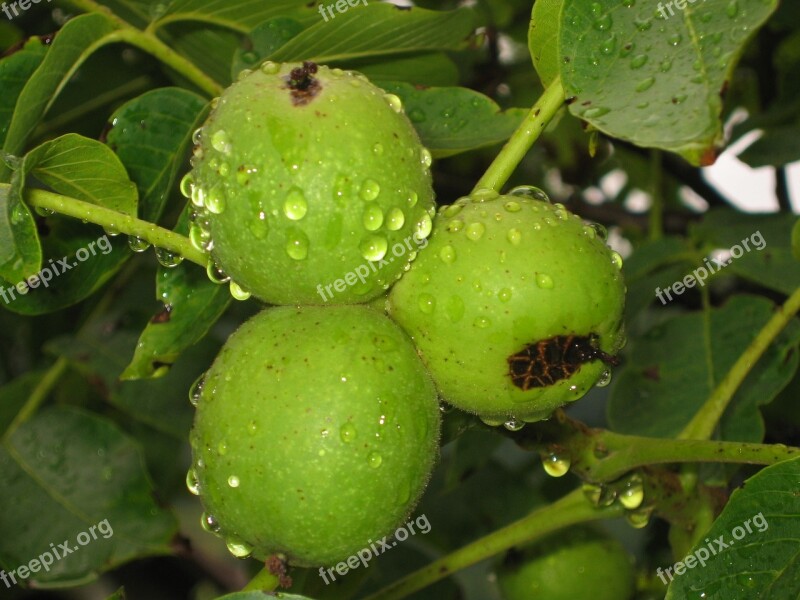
[190,306,440,566]
[496,526,635,600]
[192,63,435,305]
[388,193,626,422]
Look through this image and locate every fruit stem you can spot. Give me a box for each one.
[678,285,800,441]
[471,77,565,194]
[15,185,208,267]
[362,488,624,600]
[242,566,280,592]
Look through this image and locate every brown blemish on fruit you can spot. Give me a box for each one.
[284,61,321,106]
[507,334,619,389]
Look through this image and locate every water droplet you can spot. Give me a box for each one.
[205,186,226,214]
[447,219,464,233]
[236,68,252,82]
[211,129,232,154]
[630,54,648,69]
[600,34,617,55]
[128,236,150,253]
[180,173,194,198]
[509,185,550,202]
[480,415,505,427]
[260,60,279,74]
[636,77,656,92]
[360,234,388,261]
[536,273,554,289]
[155,248,184,268]
[634,17,651,31]
[286,230,310,260]
[373,143,384,156]
[473,315,491,329]
[420,148,433,168]
[226,537,253,558]
[503,201,522,213]
[596,369,612,388]
[583,106,610,118]
[726,0,738,17]
[415,213,433,241]
[507,228,522,245]
[620,473,644,509]
[227,475,240,488]
[504,418,524,431]
[498,288,512,302]
[625,505,654,529]
[668,32,682,46]
[218,441,228,456]
[201,512,221,534]
[408,108,425,122]
[582,483,617,506]
[418,293,436,314]
[465,222,485,241]
[362,205,384,231]
[340,422,356,442]
[186,469,201,495]
[439,245,456,264]
[368,452,383,468]
[189,373,205,406]
[229,281,251,301]
[611,250,624,269]
[189,223,212,251]
[384,93,403,113]
[207,261,230,284]
[385,207,405,231]
[470,188,499,202]
[407,190,418,207]
[541,452,571,477]
[360,179,381,201]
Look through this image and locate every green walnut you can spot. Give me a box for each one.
[496,526,635,600]
[388,188,626,423]
[183,61,435,305]
[188,305,440,566]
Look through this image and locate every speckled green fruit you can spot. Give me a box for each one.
[189,306,440,566]
[185,61,435,305]
[388,188,626,422]
[496,526,635,600]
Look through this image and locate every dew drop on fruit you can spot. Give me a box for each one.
[260,60,279,74]
[249,214,268,239]
[185,468,201,495]
[211,129,232,154]
[610,250,623,269]
[373,143,384,156]
[619,473,644,509]
[582,482,613,506]
[189,372,205,406]
[504,200,522,213]
[414,213,433,241]
[360,179,381,201]
[340,423,356,443]
[227,475,240,488]
[465,222,485,241]
[368,452,383,469]
[385,207,405,231]
[447,219,464,233]
[359,234,388,261]
[180,173,194,198]
[191,185,206,208]
[536,273,554,289]
[473,315,491,329]
[503,418,524,431]
[439,245,456,264]
[192,127,203,145]
[420,148,433,168]
[205,186,226,215]
[506,228,522,245]
[625,506,654,529]
[206,261,231,284]
[470,188,500,203]
[480,415,505,427]
[218,441,228,456]
[128,236,150,253]
[509,185,550,202]
[155,248,184,268]
[201,512,222,535]
[383,93,403,113]
[286,230,310,260]
[229,281,252,301]
[283,188,308,221]
[498,288,513,303]
[362,205,384,231]
[407,190,418,207]
[596,369,612,388]
[417,293,436,314]
[226,537,254,558]
[541,452,571,477]
[189,223,212,252]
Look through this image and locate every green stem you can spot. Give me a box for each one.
[471,77,566,194]
[362,489,623,600]
[18,186,208,267]
[679,285,800,440]
[243,567,280,592]
[4,357,69,439]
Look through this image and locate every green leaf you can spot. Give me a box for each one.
[793,219,800,261]
[230,17,304,81]
[559,0,779,165]
[608,295,800,442]
[105,588,126,600]
[528,0,563,86]
[1,13,120,163]
[23,134,138,216]
[269,4,476,63]
[0,178,41,285]
[737,126,800,167]
[690,209,800,296]
[360,53,460,87]
[154,0,323,33]
[665,456,800,599]
[105,88,208,222]
[218,594,317,600]
[121,209,231,380]
[379,82,526,158]
[0,407,176,587]
[0,37,48,150]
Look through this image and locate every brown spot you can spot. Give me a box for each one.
[507,334,619,390]
[151,304,173,323]
[699,146,718,167]
[266,554,292,588]
[284,61,321,106]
